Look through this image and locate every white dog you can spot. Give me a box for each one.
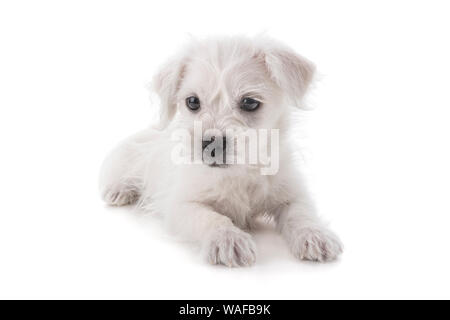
[99,36,343,267]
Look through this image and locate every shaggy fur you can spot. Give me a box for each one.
[99,36,343,266]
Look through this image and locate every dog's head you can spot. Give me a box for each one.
[153,36,315,170]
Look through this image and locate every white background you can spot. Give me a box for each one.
[1,0,449,299]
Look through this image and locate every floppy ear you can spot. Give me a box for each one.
[261,42,315,107]
[152,55,186,128]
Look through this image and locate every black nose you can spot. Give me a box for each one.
[202,136,227,157]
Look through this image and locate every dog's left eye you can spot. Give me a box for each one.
[240,97,261,112]
[186,96,200,111]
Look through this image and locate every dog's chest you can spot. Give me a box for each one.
[200,171,282,228]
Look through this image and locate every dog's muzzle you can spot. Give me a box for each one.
[202,135,227,167]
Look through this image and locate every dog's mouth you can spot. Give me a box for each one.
[208,162,228,168]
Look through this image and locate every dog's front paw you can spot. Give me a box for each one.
[203,226,257,267]
[289,226,343,262]
[102,186,139,206]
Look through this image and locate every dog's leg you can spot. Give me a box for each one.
[275,200,343,262]
[166,202,257,267]
[99,130,155,206]
[101,178,140,207]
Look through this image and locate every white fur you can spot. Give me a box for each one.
[99,36,343,267]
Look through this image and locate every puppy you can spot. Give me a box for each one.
[99,36,343,267]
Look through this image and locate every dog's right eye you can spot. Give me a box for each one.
[240,97,261,112]
[186,96,200,111]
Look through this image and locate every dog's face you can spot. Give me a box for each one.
[153,36,315,168]
[177,52,280,133]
